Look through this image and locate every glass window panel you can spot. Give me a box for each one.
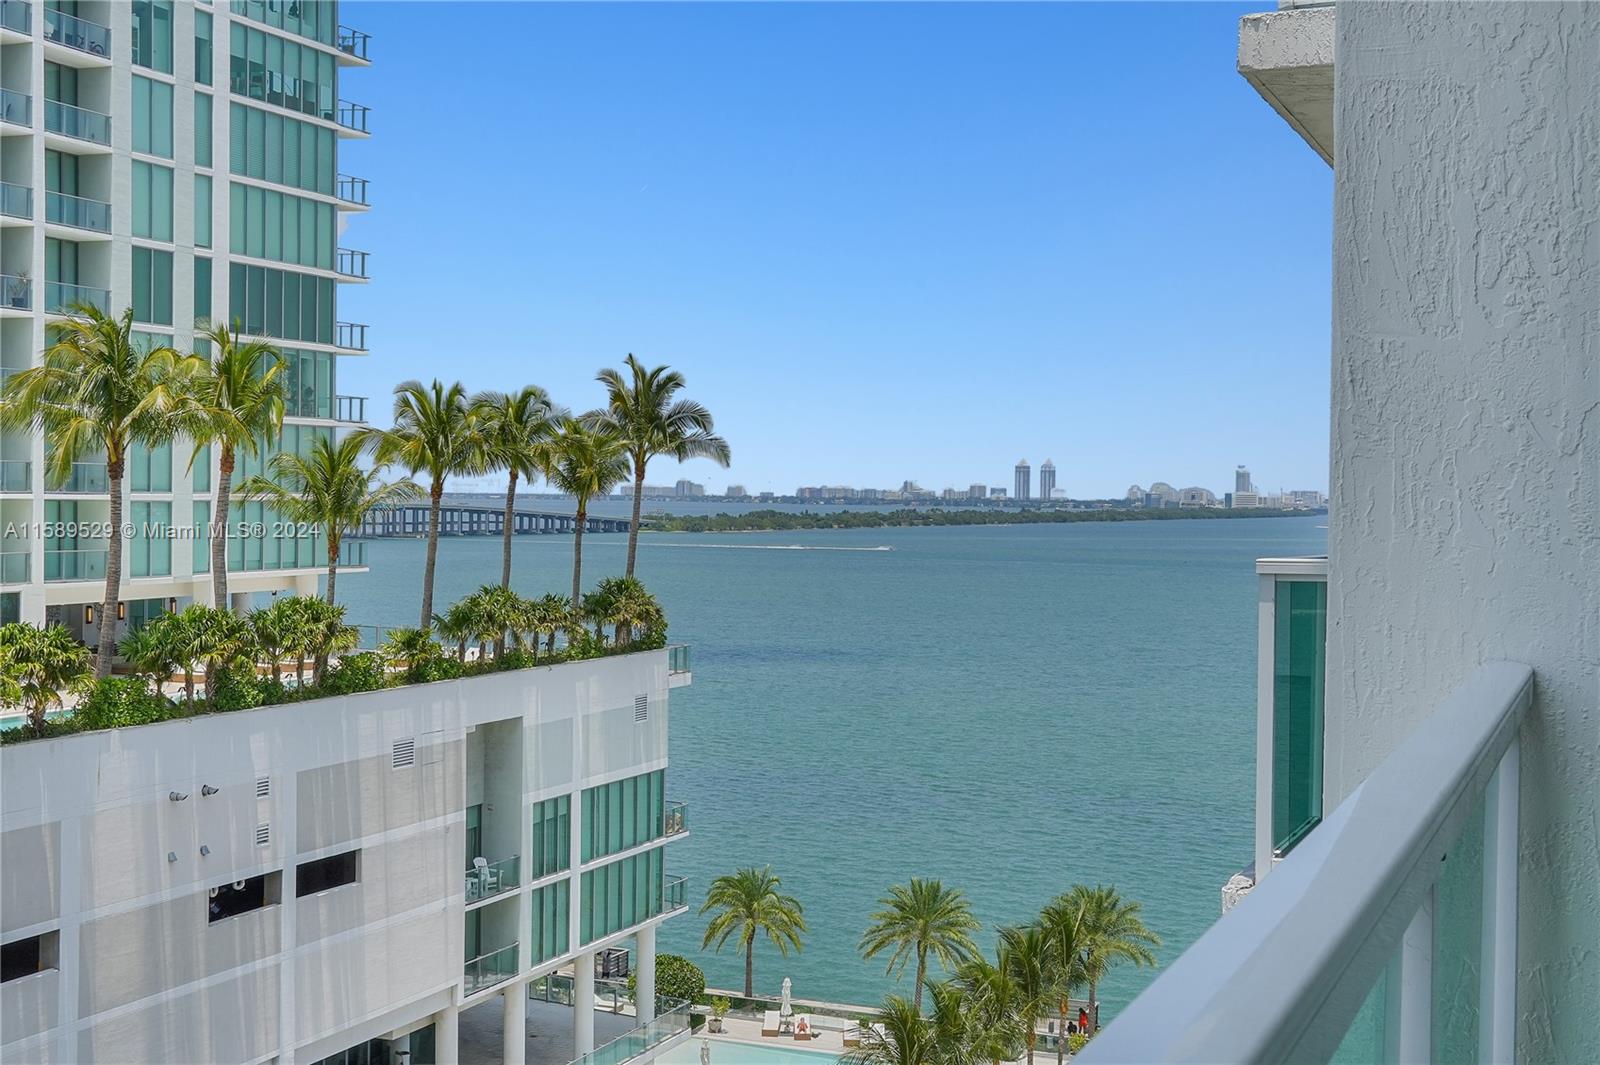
[229,262,244,323]
[318,278,333,342]
[247,27,265,100]
[246,184,264,257]
[192,501,210,573]
[195,10,213,84]
[300,46,316,116]
[316,203,331,270]
[246,265,265,334]
[299,273,316,340]
[318,50,334,122]
[195,92,213,167]
[281,273,300,341]
[265,191,282,261]
[282,122,301,193]
[195,175,212,249]
[246,106,265,176]
[229,21,247,94]
[151,251,173,325]
[132,161,151,237]
[300,122,316,191]
[264,269,282,338]
[317,127,334,194]
[229,102,246,173]
[265,112,284,184]
[194,257,211,324]
[229,184,245,253]
[1272,579,1328,853]
[132,76,152,154]
[152,166,173,241]
[265,33,283,107]
[282,196,299,264]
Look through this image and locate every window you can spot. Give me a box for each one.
[132,76,174,158]
[132,161,174,241]
[1272,579,1327,855]
[194,257,212,323]
[530,795,571,878]
[44,62,76,106]
[132,0,173,72]
[229,183,334,268]
[580,849,664,945]
[45,150,77,195]
[129,501,172,577]
[297,850,359,896]
[208,872,280,923]
[229,101,335,194]
[231,0,335,48]
[192,500,210,573]
[1,932,57,982]
[0,594,19,626]
[581,771,665,862]
[132,247,174,325]
[130,441,173,492]
[195,92,214,167]
[227,263,333,343]
[194,9,213,83]
[530,880,570,964]
[195,175,212,248]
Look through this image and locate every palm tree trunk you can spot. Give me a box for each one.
[1088,983,1097,1035]
[625,463,644,577]
[571,500,587,606]
[744,939,754,998]
[97,455,125,678]
[421,477,443,628]
[1056,1001,1068,1065]
[184,670,195,709]
[325,534,339,605]
[914,946,927,1014]
[501,469,518,588]
[212,445,234,608]
[1027,1035,1036,1065]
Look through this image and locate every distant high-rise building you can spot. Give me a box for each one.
[969,484,987,500]
[1014,459,1032,500]
[1039,460,1057,500]
[1236,465,1255,493]
[674,479,705,497]
[990,487,1007,498]
[1127,485,1146,502]
[726,485,748,499]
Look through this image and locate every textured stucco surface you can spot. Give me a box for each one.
[1327,4,1598,1061]
[1238,7,1335,163]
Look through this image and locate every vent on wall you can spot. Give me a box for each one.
[255,777,271,798]
[255,823,271,847]
[634,695,649,722]
[393,738,416,768]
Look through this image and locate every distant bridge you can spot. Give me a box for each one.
[355,504,636,538]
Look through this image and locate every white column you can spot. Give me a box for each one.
[502,983,527,1065]
[574,953,596,1057]
[1384,886,1433,1065]
[434,1005,460,1065]
[636,925,657,1023]
[1479,739,1519,1065]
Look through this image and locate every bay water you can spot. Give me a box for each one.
[337,515,1327,1016]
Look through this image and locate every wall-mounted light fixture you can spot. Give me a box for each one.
[167,852,178,863]
[169,791,189,802]
[167,597,178,612]
[117,602,126,621]
[84,605,94,624]
[199,845,211,857]
[201,785,219,797]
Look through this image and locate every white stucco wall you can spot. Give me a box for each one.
[1326,4,1598,1061]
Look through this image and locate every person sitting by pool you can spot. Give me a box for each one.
[794,1017,811,1039]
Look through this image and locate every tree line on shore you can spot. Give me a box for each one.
[646,506,1316,533]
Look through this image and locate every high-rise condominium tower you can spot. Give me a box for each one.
[1013,458,1030,500]
[1039,459,1056,500]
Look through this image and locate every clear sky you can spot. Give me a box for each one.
[338,1,1332,499]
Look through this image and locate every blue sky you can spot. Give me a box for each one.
[338,2,1331,498]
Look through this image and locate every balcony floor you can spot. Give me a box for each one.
[459,996,639,1065]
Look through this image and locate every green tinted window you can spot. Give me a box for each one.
[195,92,213,167]
[530,795,571,878]
[194,10,213,84]
[129,501,172,577]
[132,161,174,240]
[131,0,173,72]
[131,247,174,325]
[530,880,570,964]
[579,849,666,945]
[1272,579,1327,853]
[132,76,174,158]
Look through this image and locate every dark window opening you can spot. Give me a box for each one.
[1,932,57,982]
[209,872,279,923]
[297,850,359,896]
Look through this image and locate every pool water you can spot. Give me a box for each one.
[656,1038,841,1065]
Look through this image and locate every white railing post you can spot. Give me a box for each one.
[1479,737,1519,1064]
[1385,886,1433,1064]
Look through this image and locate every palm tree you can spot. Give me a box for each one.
[955,957,1026,1065]
[144,609,200,709]
[249,599,297,685]
[842,996,937,1065]
[184,605,256,704]
[860,878,982,1012]
[0,623,91,732]
[238,435,422,605]
[381,626,442,674]
[472,386,556,589]
[531,594,570,656]
[276,596,321,688]
[543,415,629,607]
[592,575,663,647]
[0,306,196,676]
[433,600,476,662]
[298,597,357,686]
[927,981,979,1065]
[185,322,288,609]
[699,866,807,997]
[1066,885,1161,1035]
[1038,895,1087,1065]
[363,380,483,627]
[118,623,180,699]
[596,354,730,577]
[998,926,1053,1065]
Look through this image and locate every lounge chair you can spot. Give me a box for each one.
[762,1011,781,1037]
[793,1015,815,1041]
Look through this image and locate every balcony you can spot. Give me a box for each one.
[2,273,31,310]
[0,459,29,492]
[1080,663,1532,1065]
[663,800,687,838]
[42,6,109,58]
[570,999,693,1065]
[49,462,108,494]
[0,181,31,220]
[0,0,29,36]
[463,943,518,997]
[335,174,369,209]
[45,282,110,316]
[0,87,31,127]
[335,247,369,281]
[44,99,111,146]
[44,547,107,582]
[335,99,369,136]
[0,550,28,584]
[335,25,370,63]
[664,875,688,914]
[45,190,110,233]
[335,394,367,423]
[465,855,519,904]
[335,321,368,351]
[667,644,690,675]
[337,538,367,568]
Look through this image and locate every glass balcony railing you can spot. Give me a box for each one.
[529,973,576,1006]
[42,6,108,56]
[465,855,519,903]
[0,550,28,584]
[667,644,691,675]
[335,321,368,351]
[51,462,108,494]
[0,86,30,127]
[2,274,31,310]
[335,174,369,207]
[44,547,107,582]
[46,190,111,233]
[663,800,687,837]
[337,538,367,568]
[335,247,368,280]
[569,1000,692,1065]
[0,459,30,492]
[336,24,370,61]
[45,99,111,145]
[664,874,688,913]
[335,394,367,423]
[0,0,30,35]
[335,99,369,135]
[46,281,110,316]
[463,943,519,997]
[0,181,31,219]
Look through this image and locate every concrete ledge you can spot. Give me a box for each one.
[1238,6,1334,164]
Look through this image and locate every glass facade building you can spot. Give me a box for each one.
[1271,578,1326,854]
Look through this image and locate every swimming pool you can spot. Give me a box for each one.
[656,1038,841,1065]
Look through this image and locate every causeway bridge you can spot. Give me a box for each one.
[355,504,636,538]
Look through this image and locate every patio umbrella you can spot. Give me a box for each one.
[780,977,794,1018]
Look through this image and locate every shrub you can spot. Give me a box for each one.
[627,953,706,1006]
[0,716,82,745]
[411,656,464,683]
[496,648,539,672]
[74,677,174,730]
[319,652,388,695]
[207,666,266,713]
[1068,1032,1089,1054]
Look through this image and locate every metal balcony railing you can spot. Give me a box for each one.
[335,174,369,207]
[45,282,110,316]
[335,99,369,135]
[0,0,30,35]
[0,180,31,219]
[664,874,688,913]
[42,6,108,56]
[335,247,368,279]
[0,459,29,492]
[45,190,111,233]
[337,539,367,567]
[465,855,519,903]
[463,943,518,996]
[44,99,111,145]
[667,644,690,675]
[663,800,687,837]
[336,24,370,61]
[335,394,367,423]
[1080,662,1533,1065]
[0,86,31,126]
[44,547,108,582]
[0,550,28,584]
[51,462,108,494]
[335,321,367,351]
[2,273,31,310]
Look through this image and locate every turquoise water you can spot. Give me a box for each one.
[337,516,1327,1016]
[657,1040,839,1065]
